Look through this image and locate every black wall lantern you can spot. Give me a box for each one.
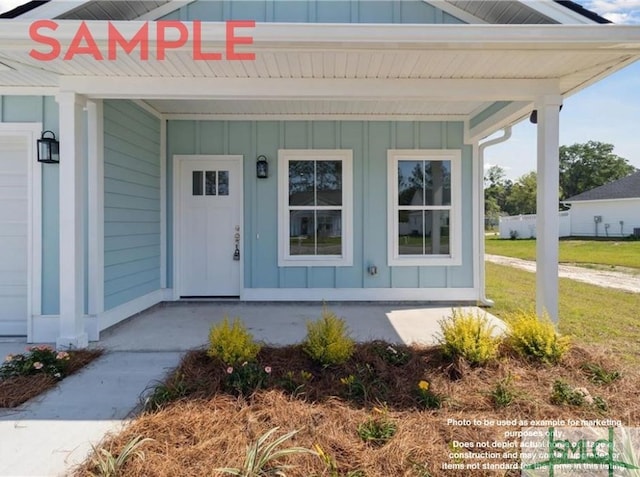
[37,130,60,164]
[529,104,563,124]
[256,155,268,179]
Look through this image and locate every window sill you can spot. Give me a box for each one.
[388,255,461,267]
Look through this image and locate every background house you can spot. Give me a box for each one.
[563,171,640,237]
[498,171,640,238]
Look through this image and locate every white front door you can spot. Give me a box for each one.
[176,156,243,297]
[0,133,29,335]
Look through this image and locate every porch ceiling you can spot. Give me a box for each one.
[0,22,639,124]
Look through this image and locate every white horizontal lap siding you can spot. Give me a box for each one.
[569,200,640,237]
[103,100,162,311]
[0,134,28,335]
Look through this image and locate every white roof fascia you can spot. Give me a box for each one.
[1,22,639,46]
[525,0,597,25]
[12,0,86,19]
[423,0,488,24]
[563,197,640,204]
[135,1,193,21]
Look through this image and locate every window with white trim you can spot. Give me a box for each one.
[388,150,462,266]
[278,150,353,267]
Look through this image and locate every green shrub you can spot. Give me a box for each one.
[507,311,570,365]
[550,380,586,406]
[207,317,261,365]
[1,345,71,380]
[303,307,355,367]
[438,309,500,366]
[224,362,272,396]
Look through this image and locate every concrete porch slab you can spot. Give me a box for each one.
[98,302,506,351]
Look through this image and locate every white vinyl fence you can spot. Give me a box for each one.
[499,212,571,239]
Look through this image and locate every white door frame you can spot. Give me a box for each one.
[0,123,42,339]
[172,154,244,300]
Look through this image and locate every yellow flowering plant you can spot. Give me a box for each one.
[416,380,442,410]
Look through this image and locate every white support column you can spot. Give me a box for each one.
[87,99,104,327]
[56,92,89,349]
[535,95,562,324]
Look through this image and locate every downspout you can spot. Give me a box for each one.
[477,126,512,306]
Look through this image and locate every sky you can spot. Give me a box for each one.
[1,0,639,179]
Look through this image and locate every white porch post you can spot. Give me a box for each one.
[56,92,89,349]
[87,99,104,341]
[535,94,562,324]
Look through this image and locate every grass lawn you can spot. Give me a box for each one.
[485,261,640,364]
[485,237,640,270]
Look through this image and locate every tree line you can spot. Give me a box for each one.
[485,141,637,224]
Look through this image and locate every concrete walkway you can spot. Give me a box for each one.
[0,303,505,476]
[0,349,180,476]
[486,254,640,294]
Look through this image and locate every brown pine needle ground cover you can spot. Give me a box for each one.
[77,343,639,477]
[0,349,104,408]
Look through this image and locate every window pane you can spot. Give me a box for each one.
[289,161,315,205]
[316,210,342,256]
[424,161,451,206]
[425,210,450,255]
[398,160,423,206]
[205,171,216,196]
[218,171,229,196]
[316,161,342,206]
[398,210,424,255]
[289,210,315,255]
[192,171,203,196]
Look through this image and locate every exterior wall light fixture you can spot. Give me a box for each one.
[37,130,60,164]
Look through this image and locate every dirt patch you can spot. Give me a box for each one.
[76,344,638,477]
[0,349,104,408]
[486,254,640,293]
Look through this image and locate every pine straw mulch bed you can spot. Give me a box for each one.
[77,343,638,477]
[0,349,104,408]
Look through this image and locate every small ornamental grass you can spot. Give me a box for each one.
[89,435,153,477]
[489,374,518,409]
[438,309,500,366]
[216,427,316,477]
[506,311,570,365]
[207,317,261,365]
[356,407,397,446]
[0,345,71,381]
[303,307,355,367]
[581,362,622,385]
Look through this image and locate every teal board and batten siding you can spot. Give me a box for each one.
[103,101,161,310]
[160,0,464,23]
[0,96,60,315]
[166,120,474,291]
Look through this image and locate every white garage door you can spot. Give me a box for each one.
[0,133,29,336]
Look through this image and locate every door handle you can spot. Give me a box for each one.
[233,226,240,261]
